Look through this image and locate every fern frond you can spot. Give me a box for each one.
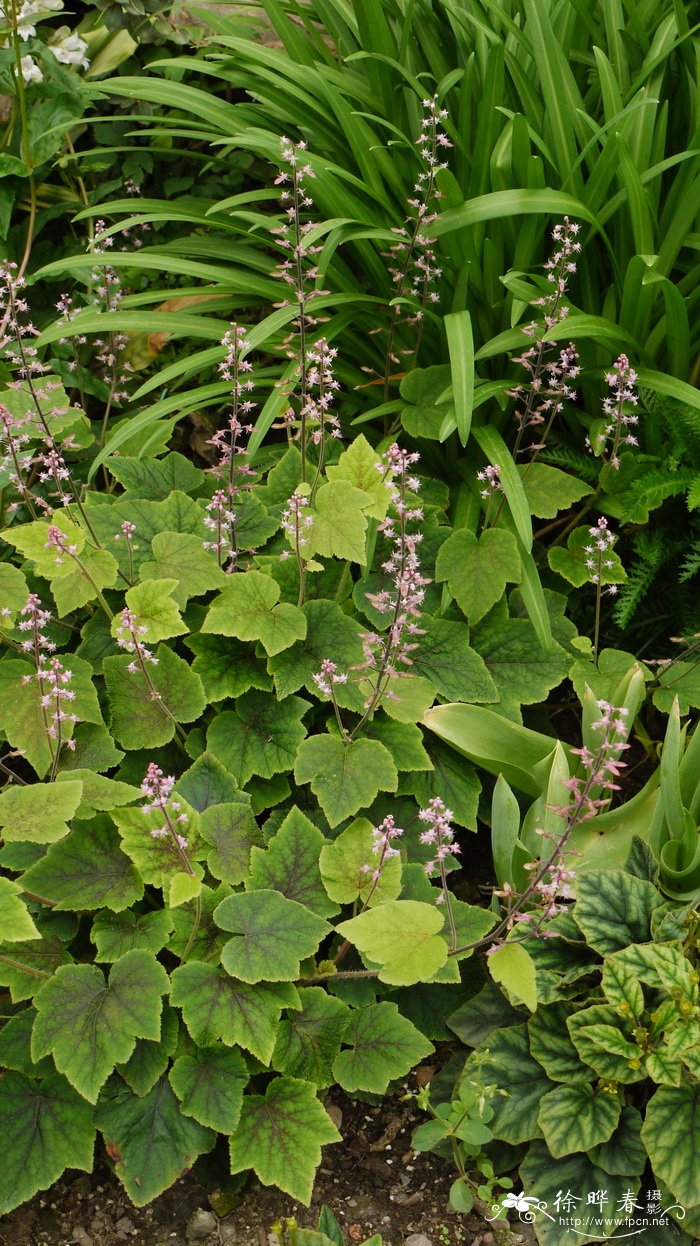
[618,467,695,522]
[680,541,700,583]
[612,530,666,630]
[538,443,600,484]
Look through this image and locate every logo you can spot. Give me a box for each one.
[486,1188,685,1240]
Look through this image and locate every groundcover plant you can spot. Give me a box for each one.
[1,0,700,1240]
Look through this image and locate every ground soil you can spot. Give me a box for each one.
[0,1088,505,1246]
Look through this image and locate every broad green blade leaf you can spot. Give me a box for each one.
[319,817,402,907]
[114,578,186,644]
[0,1072,95,1214]
[431,189,601,236]
[103,646,206,749]
[55,771,140,817]
[0,878,40,941]
[32,950,169,1102]
[406,739,482,830]
[170,962,300,1063]
[332,1001,433,1094]
[473,426,533,549]
[91,910,174,963]
[107,452,204,499]
[117,1004,180,1097]
[168,872,202,908]
[248,806,339,917]
[573,871,664,954]
[203,570,307,656]
[435,527,521,626]
[187,632,272,702]
[215,890,330,983]
[110,801,204,889]
[336,900,447,986]
[444,310,474,446]
[519,463,592,518]
[471,618,569,712]
[466,1025,554,1145]
[411,617,497,703]
[169,1045,248,1133]
[548,526,626,588]
[95,1077,214,1206]
[207,693,309,787]
[294,735,397,829]
[272,987,350,1087]
[589,1106,646,1178]
[0,1007,54,1077]
[229,1077,341,1204]
[175,751,242,812]
[19,816,144,912]
[567,1003,644,1083]
[423,703,567,796]
[538,1084,621,1158]
[488,943,538,1012]
[0,780,83,844]
[199,801,263,885]
[363,718,432,772]
[448,981,523,1048]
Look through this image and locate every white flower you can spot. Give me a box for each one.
[20,53,42,82]
[48,30,89,68]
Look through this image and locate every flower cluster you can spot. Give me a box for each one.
[302,337,341,449]
[17,594,78,764]
[280,490,314,560]
[359,445,429,707]
[418,797,461,887]
[588,353,640,469]
[2,0,89,82]
[115,608,158,675]
[584,516,618,594]
[203,490,238,571]
[386,96,450,334]
[477,463,503,499]
[363,814,404,885]
[510,218,582,456]
[87,223,133,408]
[140,763,188,850]
[312,658,347,698]
[209,324,256,488]
[561,701,630,821]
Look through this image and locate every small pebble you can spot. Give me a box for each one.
[70,1229,94,1246]
[404,1235,433,1246]
[186,1208,218,1241]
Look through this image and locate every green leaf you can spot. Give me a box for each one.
[170,1045,248,1134]
[445,309,474,447]
[519,463,592,518]
[32,950,169,1103]
[359,674,435,724]
[170,962,300,1063]
[228,1077,341,1205]
[652,662,700,715]
[215,890,330,983]
[336,900,447,986]
[273,987,351,1087]
[140,532,227,607]
[519,1143,638,1246]
[267,599,365,709]
[52,546,120,618]
[95,1077,214,1206]
[538,1084,621,1158]
[589,1106,646,1177]
[0,657,102,777]
[0,878,40,941]
[55,770,140,817]
[203,570,307,656]
[488,943,538,1011]
[332,1002,433,1095]
[114,578,186,644]
[0,1073,95,1215]
[472,618,569,714]
[103,646,206,749]
[0,780,83,844]
[107,452,204,499]
[294,735,397,829]
[117,1004,180,1097]
[207,692,309,786]
[528,1002,593,1083]
[19,816,144,912]
[307,480,373,564]
[91,910,174,963]
[567,1004,643,1083]
[319,818,402,907]
[411,617,497,702]
[467,1025,553,1144]
[175,751,242,812]
[110,801,203,889]
[448,981,523,1047]
[432,189,601,237]
[435,528,521,625]
[405,739,481,830]
[0,1008,54,1077]
[187,632,272,702]
[548,525,627,588]
[363,719,432,772]
[168,872,202,908]
[573,870,664,954]
[0,562,28,616]
[248,806,338,918]
[0,933,71,1002]
[325,435,392,519]
[423,703,568,797]
[200,801,263,884]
